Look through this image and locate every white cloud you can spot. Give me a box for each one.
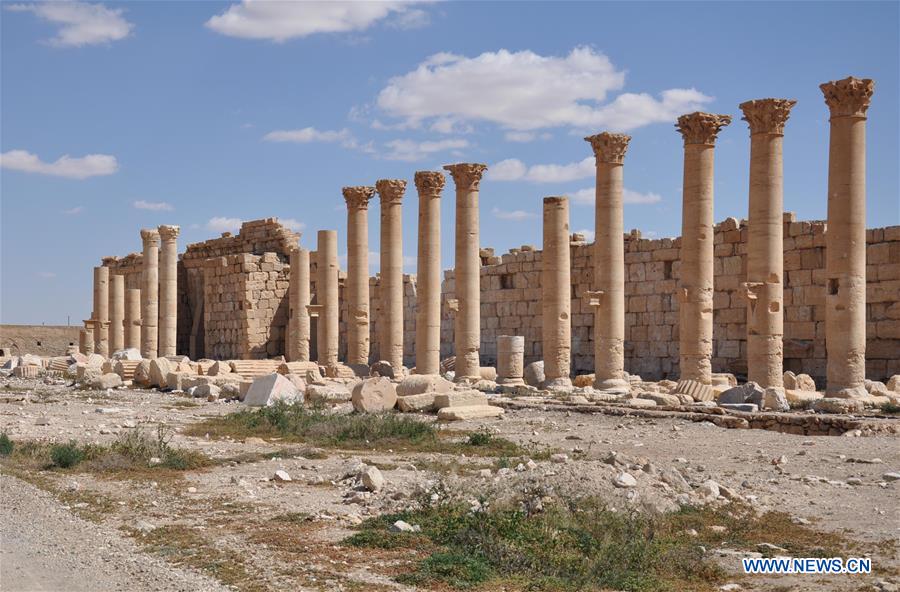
[0,149,118,179]
[487,158,527,181]
[62,206,84,215]
[7,1,133,47]
[376,47,712,132]
[263,127,351,143]
[574,229,595,242]
[491,207,536,222]
[525,157,594,183]
[279,218,306,233]
[383,138,467,162]
[206,1,430,42]
[207,217,243,233]
[504,131,537,143]
[569,187,662,205]
[133,200,174,211]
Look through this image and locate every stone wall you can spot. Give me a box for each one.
[0,325,80,356]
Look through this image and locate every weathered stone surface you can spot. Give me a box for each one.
[397,393,437,412]
[149,358,173,388]
[166,371,194,391]
[111,348,142,361]
[674,379,713,402]
[710,373,738,387]
[360,465,384,492]
[76,364,102,384]
[437,405,504,421]
[719,403,759,413]
[306,384,351,404]
[433,391,488,409]
[370,360,396,379]
[283,373,306,392]
[718,382,764,405]
[479,366,498,382]
[762,388,790,412]
[13,365,40,378]
[573,374,595,388]
[785,389,823,407]
[524,361,545,387]
[613,472,637,488]
[192,384,221,399]
[90,373,122,390]
[243,373,302,407]
[625,398,658,408]
[887,375,900,393]
[641,392,681,407]
[351,378,398,413]
[812,397,865,414]
[396,374,453,397]
[132,359,152,387]
[784,371,817,392]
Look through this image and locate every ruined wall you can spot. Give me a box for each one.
[202,252,290,360]
[0,325,80,356]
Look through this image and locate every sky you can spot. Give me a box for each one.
[1,0,898,326]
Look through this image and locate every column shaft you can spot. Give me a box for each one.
[676,112,732,384]
[376,179,406,371]
[92,266,110,357]
[414,172,445,375]
[496,335,524,385]
[288,248,311,362]
[316,231,339,367]
[124,288,141,350]
[109,274,125,353]
[140,229,160,359]
[444,163,488,381]
[542,197,572,387]
[158,225,180,357]
[821,77,874,398]
[343,186,375,366]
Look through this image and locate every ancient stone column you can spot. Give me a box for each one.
[316,230,339,367]
[288,247,311,362]
[496,335,524,385]
[158,225,180,357]
[343,186,375,366]
[675,112,732,385]
[81,322,94,355]
[821,77,875,398]
[584,132,631,393]
[375,179,407,372]
[740,98,796,390]
[140,228,160,359]
[108,274,125,353]
[443,163,488,382]
[542,197,573,389]
[124,288,141,351]
[414,171,445,375]
[92,266,110,357]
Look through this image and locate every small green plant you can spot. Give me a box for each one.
[465,428,494,447]
[0,433,13,456]
[50,441,85,468]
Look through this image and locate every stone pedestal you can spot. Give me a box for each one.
[124,288,141,351]
[376,179,407,372]
[584,132,631,393]
[158,225,180,357]
[288,247,311,362]
[542,196,572,388]
[343,186,375,366]
[821,77,875,398]
[316,230,339,367]
[740,98,796,390]
[414,171,445,375]
[92,266,110,357]
[496,335,525,385]
[444,163,488,382]
[675,112,732,384]
[140,228,160,359]
[109,274,125,353]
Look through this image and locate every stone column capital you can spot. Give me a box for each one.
[820,76,874,119]
[675,112,732,145]
[584,132,631,164]
[375,179,407,205]
[158,225,181,241]
[140,228,160,245]
[342,185,375,210]
[414,171,446,196]
[739,98,797,135]
[443,163,488,191]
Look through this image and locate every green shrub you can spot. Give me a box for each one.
[50,442,85,468]
[0,433,13,456]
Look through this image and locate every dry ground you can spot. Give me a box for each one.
[1,376,898,592]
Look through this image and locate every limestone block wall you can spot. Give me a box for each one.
[202,252,290,360]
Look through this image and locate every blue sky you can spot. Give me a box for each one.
[1,0,898,325]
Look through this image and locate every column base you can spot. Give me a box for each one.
[542,377,573,391]
[496,377,525,385]
[826,384,869,399]
[593,378,631,395]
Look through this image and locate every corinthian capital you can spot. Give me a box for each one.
[584,132,631,164]
[158,225,181,241]
[820,76,875,118]
[140,228,160,246]
[414,171,445,196]
[740,98,797,135]
[342,186,375,210]
[675,112,732,145]
[443,163,488,191]
[375,179,407,205]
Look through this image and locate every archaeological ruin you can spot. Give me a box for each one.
[81,77,896,396]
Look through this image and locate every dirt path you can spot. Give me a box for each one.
[0,474,229,592]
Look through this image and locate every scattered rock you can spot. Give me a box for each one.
[243,373,303,407]
[524,361,545,387]
[90,373,122,390]
[351,378,398,413]
[390,520,420,533]
[614,472,637,488]
[674,379,713,402]
[397,393,437,412]
[718,382,763,405]
[306,383,351,404]
[813,398,865,414]
[273,470,292,482]
[761,388,790,412]
[360,466,384,492]
[437,405,504,421]
[369,360,395,379]
[695,480,721,503]
[784,371,817,392]
[433,390,487,409]
[396,374,453,397]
